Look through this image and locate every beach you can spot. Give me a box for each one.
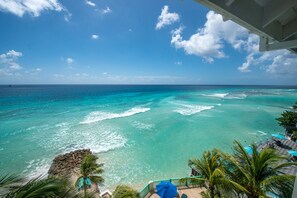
[0,85,297,190]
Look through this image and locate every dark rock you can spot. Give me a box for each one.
[48,149,92,178]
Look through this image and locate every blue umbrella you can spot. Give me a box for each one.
[272,134,287,140]
[244,146,253,155]
[156,181,177,198]
[288,150,297,157]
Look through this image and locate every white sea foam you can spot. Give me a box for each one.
[225,93,247,99]
[174,104,214,116]
[248,130,267,136]
[23,159,50,180]
[131,121,154,130]
[257,130,267,136]
[81,107,150,124]
[0,148,3,151]
[202,93,247,99]
[202,93,228,98]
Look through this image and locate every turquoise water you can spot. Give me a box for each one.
[0,85,297,190]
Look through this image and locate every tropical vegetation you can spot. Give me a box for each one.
[276,102,297,134]
[189,141,296,198]
[0,174,85,198]
[75,154,104,198]
[188,149,246,198]
[112,185,139,198]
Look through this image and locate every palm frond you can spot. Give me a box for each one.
[0,174,22,188]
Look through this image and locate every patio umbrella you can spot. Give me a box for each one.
[288,150,297,157]
[156,181,177,198]
[272,134,287,140]
[244,146,253,155]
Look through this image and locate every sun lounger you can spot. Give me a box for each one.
[86,178,91,188]
[78,178,84,191]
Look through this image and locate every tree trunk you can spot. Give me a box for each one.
[209,186,215,198]
[84,178,87,198]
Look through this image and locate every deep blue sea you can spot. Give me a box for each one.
[0,85,297,190]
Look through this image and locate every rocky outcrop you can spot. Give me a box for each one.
[48,149,92,178]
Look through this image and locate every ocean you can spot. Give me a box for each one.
[0,85,297,190]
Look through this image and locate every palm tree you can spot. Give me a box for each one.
[75,154,104,197]
[290,130,297,141]
[276,110,297,134]
[188,149,246,198]
[112,185,139,198]
[1,174,94,198]
[293,102,297,112]
[223,141,296,198]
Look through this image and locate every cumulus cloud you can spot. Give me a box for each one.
[0,0,65,17]
[91,34,99,39]
[66,58,74,65]
[171,11,297,74]
[85,0,95,7]
[156,5,179,30]
[0,50,23,76]
[171,11,248,63]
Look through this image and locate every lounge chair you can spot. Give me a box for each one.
[86,178,91,188]
[78,178,84,191]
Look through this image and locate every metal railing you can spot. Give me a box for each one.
[138,176,201,198]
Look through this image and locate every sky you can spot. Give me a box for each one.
[0,0,297,85]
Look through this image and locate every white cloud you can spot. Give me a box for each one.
[174,61,182,65]
[171,11,248,62]
[0,0,64,17]
[171,26,225,63]
[63,11,72,22]
[100,6,111,15]
[171,11,297,74]
[91,34,99,39]
[25,67,42,75]
[0,49,23,76]
[53,74,64,78]
[85,0,95,7]
[9,62,22,70]
[66,58,74,65]
[156,5,179,30]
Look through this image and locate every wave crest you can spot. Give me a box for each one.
[81,107,150,124]
[174,104,214,116]
[202,93,247,99]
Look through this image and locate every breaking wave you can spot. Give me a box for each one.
[202,93,247,99]
[173,103,214,116]
[202,93,228,98]
[81,107,150,124]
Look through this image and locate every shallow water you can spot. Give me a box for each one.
[0,85,296,190]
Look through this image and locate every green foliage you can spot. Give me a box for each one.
[76,154,104,197]
[188,149,246,198]
[113,185,139,198]
[293,102,297,111]
[291,131,297,141]
[276,110,297,133]
[2,176,68,198]
[223,140,296,198]
[0,174,96,198]
[0,173,22,188]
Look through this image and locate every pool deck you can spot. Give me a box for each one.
[145,187,206,198]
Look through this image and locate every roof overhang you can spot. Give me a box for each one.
[196,0,297,54]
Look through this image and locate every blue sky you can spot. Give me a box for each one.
[0,0,297,85]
